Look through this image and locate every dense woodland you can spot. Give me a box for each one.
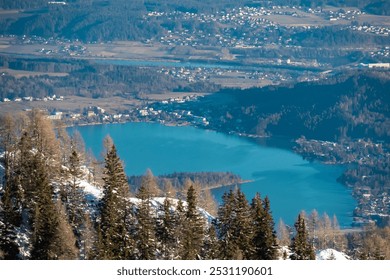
[180,71,389,141]
[1,111,389,260]
[0,0,389,42]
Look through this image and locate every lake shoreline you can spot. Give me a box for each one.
[71,121,356,227]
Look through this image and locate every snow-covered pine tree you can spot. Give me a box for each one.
[174,199,186,259]
[180,185,204,260]
[61,149,88,258]
[134,170,157,260]
[155,197,176,259]
[290,213,315,260]
[251,194,279,259]
[30,154,61,259]
[135,197,156,260]
[201,223,219,260]
[233,188,254,259]
[216,190,242,259]
[97,144,134,259]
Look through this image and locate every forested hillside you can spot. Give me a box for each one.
[183,71,389,141]
[0,0,389,42]
[1,111,388,260]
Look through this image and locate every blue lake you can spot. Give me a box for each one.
[71,122,356,227]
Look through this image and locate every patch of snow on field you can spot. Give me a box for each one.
[316,248,350,260]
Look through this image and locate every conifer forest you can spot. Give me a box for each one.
[1,111,389,260]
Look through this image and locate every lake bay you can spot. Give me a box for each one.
[72,122,356,227]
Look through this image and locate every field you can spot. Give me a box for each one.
[264,6,390,27]
[0,67,69,78]
[210,71,274,89]
[0,95,141,115]
[86,41,171,59]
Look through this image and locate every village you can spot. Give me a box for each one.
[295,137,390,227]
[0,93,211,128]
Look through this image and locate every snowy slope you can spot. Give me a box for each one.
[81,180,214,222]
[316,249,351,260]
[278,247,351,260]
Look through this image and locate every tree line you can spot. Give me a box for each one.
[0,110,389,260]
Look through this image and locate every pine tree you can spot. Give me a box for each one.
[56,121,72,167]
[30,154,60,260]
[0,114,22,227]
[233,189,254,259]
[217,190,241,259]
[290,214,315,260]
[63,149,87,258]
[156,197,176,259]
[201,223,219,260]
[251,194,279,259]
[97,144,134,259]
[0,116,22,259]
[81,213,97,260]
[134,169,156,260]
[178,178,196,201]
[135,197,156,260]
[0,182,21,259]
[174,199,186,259]
[180,185,204,260]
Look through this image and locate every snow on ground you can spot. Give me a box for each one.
[79,179,103,200]
[80,181,214,222]
[15,210,32,259]
[278,247,351,260]
[316,248,350,260]
[130,196,214,222]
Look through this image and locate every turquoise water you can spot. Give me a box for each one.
[71,122,355,227]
